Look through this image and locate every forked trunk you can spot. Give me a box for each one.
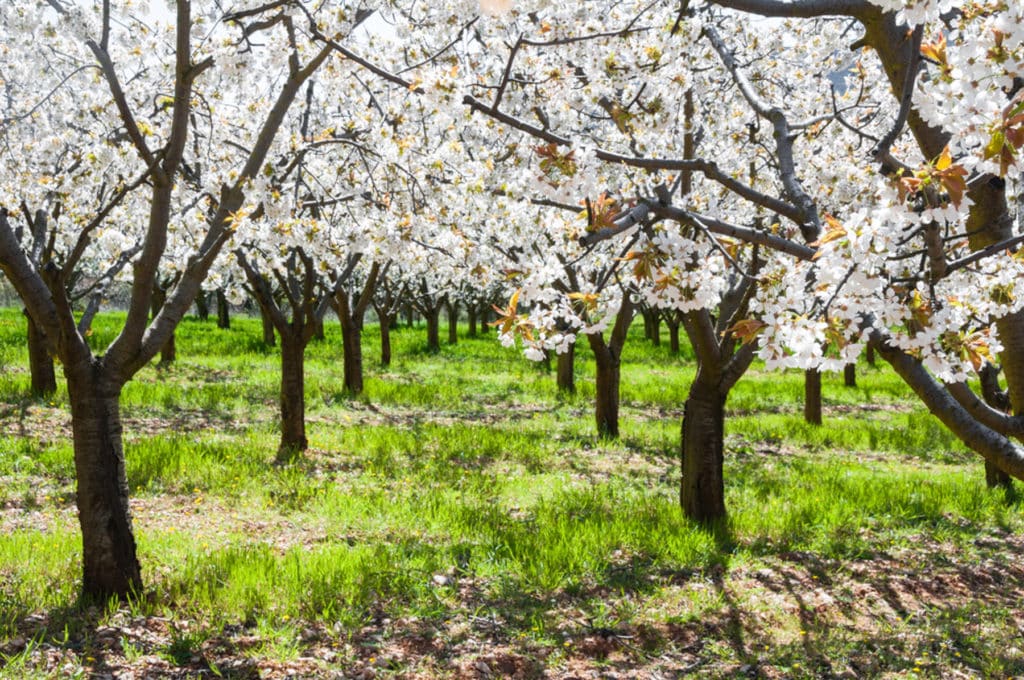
[25,309,56,398]
[557,343,575,394]
[278,335,307,460]
[805,368,822,425]
[844,363,856,388]
[447,302,458,345]
[425,309,441,353]
[341,314,364,395]
[66,363,141,600]
[680,380,727,523]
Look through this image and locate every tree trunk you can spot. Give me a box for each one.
[25,309,56,398]
[557,343,575,394]
[380,314,393,367]
[680,379,727,523]
[66,364,142,600]
[467,306,478,337]
[479,305,490,334]
[588,336,620,438]
[194,291,210,322]
[644,310,660,346]
[979,364,1013,489]
[341,312,364,395]
[278,335,307,460]
[865,342,876,367]
[261,306,276,347]
[844,363,856,388]
[426,309,441,352]
[805,368,822,425]
[447,302,458,345]
[313,316,325,342]
[151,287,175,366]
[405,304,414,328]
[216,290,231,329]
[160,332,176,366]
[667,320,681,356]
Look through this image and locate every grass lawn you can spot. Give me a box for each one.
[0,307,1022,678]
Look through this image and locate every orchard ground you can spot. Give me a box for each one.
[0,308,1022,679]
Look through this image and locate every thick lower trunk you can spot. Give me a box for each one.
[447,303,458,345]
[680,380,727,523]
[557,343,575,394]
[405,305,414,328]
[805,369,822,425]
[278,336,307,460]
[589,338,620,438]
[66,365,141,600]
[216,290,231,329]
[468,307,478,337]
[426,310,441,353]
[341,316,364,395]
[844,363,856,388]
[25,309,56,397]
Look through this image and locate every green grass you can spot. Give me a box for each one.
[0,307,1022,677]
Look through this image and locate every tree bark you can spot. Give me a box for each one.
[313,316,325,342]
[588,335,621,438]
[405,304,414,328]
[338,294,365,395]
[65,363,141,600]
[278,334,308,460]
[25,309,57,398]
[680,379,727,523]
[667,318,681,356]
[805,368,822,425]
[844,363,856,388]
[216,289,231,329]
[865,342,876,367]
[194,291,210,321]
[557,343,575,394]
[447,301,459,345]
[980,364,1013,489]
[467,306,478,337]
[425,309,441,352]
[261,305,276,347]
[644,309,660,346]
[150,286,176,366]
